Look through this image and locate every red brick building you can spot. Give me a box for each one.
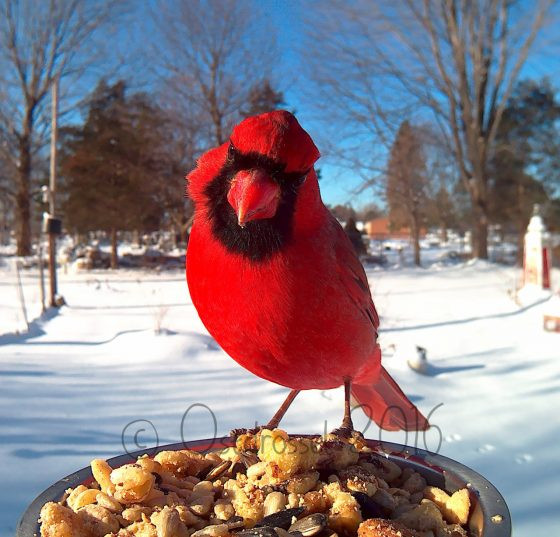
[364,217,426,240]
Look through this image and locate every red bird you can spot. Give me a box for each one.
[186,111,428,433]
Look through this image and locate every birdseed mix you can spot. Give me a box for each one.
[39,429,471,537]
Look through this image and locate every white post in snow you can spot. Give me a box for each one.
[522,205,551,290]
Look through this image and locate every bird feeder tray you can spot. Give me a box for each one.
[17,436,511,537]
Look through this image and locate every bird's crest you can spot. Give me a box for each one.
[186,111,320,206]
[229,110,320,174]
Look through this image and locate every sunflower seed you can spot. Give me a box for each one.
[191,525,230,537]
[205,460,232,480]
[236,527,278,537]
[225,516,245,530]
[288,514,327,537]
[238,450,259,467]
[256,507,305,530]
[351,491,384,518]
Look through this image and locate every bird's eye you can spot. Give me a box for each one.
[227,141,238,162]
[294,170,309,186]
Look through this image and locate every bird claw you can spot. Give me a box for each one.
[229,425,264,438]
[329,425,366,441]
[329,426,355,439]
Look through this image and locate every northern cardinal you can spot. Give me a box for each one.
[186,111,428,432]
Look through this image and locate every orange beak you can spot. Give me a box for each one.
[227,169,281,227]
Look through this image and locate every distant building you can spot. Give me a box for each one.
[364,217,425,240]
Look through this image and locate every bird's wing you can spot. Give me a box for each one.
[330,217,429,431]
[331,215,379,333]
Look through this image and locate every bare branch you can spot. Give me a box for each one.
[486,0,550,148]
[304,0,556,258]
[151,0,279,148]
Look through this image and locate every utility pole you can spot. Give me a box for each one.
[38,241,46,313]
[48,74,59,307]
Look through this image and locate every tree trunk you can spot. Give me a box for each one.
[474,216,488,259]
[410,209,421,267]
[1,197,9,245]
[412,225,421,267]
[440,224,448,243]
[110,228,119,269]
[517,222,525,267]
[515,184,526,267]
[468,172,489,260]
[16,126,33,256]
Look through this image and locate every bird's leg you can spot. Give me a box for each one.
[265,389,300,429]
[331,378,355,438]
[230,389,300,437]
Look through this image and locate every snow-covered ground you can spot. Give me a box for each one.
[1,253,559,536]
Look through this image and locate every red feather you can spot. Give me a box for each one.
[186,110,428,431]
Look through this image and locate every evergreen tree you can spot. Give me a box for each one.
[240,80,285,118]
[345,217,367,257]
[330,204,356,223]
[357,203,383,223]
[432,187,457,243]
[60,81,169,268]
[489,79,560,262]
[386,121,430,266]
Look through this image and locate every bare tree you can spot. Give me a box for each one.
[421,125,460,242]
[307,0,555,258]
[152,0,279,147]
[151,97,200,244]
[0,0,126,256]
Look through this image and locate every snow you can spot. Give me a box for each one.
[1,255,559,536]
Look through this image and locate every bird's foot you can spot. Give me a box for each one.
[229,425,264,438]
[329,425,354,439]
[329,420,364,441]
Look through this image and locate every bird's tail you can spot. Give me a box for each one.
[352,367,429,431]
